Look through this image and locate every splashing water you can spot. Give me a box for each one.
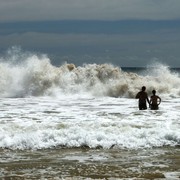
[0,48,180,98]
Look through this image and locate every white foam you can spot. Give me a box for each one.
[0,48,180,98]
[0,96,179,150]
[164,172,180,180]
[0,48,179,150]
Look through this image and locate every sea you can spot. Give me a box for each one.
[0,51,180,179]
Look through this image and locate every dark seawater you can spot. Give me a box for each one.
[122,67,180,74]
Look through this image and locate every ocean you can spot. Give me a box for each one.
[0,52,180,179]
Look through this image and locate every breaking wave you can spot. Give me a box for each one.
[0,48,180,98]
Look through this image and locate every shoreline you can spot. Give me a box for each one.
[1,146,180,179]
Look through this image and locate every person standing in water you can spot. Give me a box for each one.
[136,86,150,110]
[149,90,161,110]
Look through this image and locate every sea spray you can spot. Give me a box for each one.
[0,49,180,98]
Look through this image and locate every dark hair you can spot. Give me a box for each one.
[152,90,156,94]
[142,86,146,91]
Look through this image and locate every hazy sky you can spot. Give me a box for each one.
[0,0,180,67]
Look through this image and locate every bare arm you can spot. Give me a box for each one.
[146,97,150,104]
[157,96,161,105]
[135,92,140,99]
[145,92,150,104]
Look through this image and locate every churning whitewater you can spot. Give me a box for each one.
[0,51,180,99]
[0,50,180,150]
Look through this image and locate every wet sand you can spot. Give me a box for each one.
[0,147,180,179]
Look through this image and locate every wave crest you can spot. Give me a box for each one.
[0,49,180,98]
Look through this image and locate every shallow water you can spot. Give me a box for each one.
[0,147,180,179]
[0,48,180,179]
[0,96,180,179]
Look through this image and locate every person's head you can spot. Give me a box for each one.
[142,86,146,91]
[152,90,156,95]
